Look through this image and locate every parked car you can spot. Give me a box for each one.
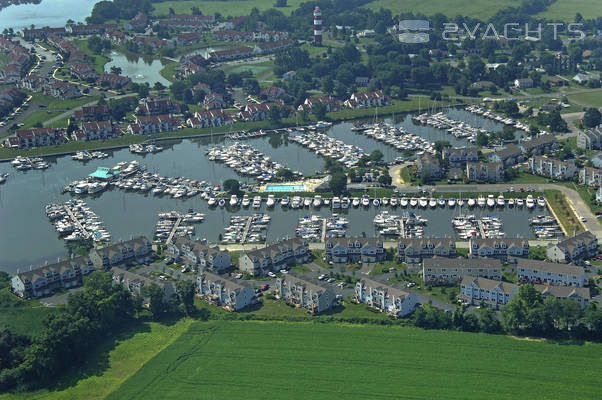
[261,284,269,291]
[165,257,174,265]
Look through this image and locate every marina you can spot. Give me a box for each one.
[45,199,111,243]
[222,214,271,244]
[296,213,349,241]
[465,105,534,133]
[289,131,365,168]
[154,210,205,244]
[72,151,109,161]
[10,156,50,171]
[358,122,437,156]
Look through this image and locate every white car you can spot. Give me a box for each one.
[267,271,276,278]
[579,216,587,222]
[406,282,416,288]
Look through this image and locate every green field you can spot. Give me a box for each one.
[108,320,602,400]
[537,0,602,20]
[0,307,58,335]
[567,91,602,108]
[152,0,306,17]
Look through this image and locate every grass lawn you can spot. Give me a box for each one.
[0,318,194,400]
[0,307,59,336]
[507,171,552,185]
[563,182,602,214]
[567,90,602,108]
[290,264,312,274]
[368,260,406,275]
[537,0,602,21]
[544,189,583,235]
[365,0,508,20]
[70,39,110,74]
[159,61,179,83]
[152,0,306,17]
[107,320,602,400]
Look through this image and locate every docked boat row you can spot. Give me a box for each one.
[225,130,268,140]
[412,111,487,142]
[222,214,271,244]
[465,105,534,133]
[71,151,109,161]
[129,143,164,154]
[289,131,365,168]
[530,215,564,239]
[154,210,204,242]
[296,213,348,241]
[10,156,50,170]
[44,199,111,243]
[373,211,427,238]
[206,142,301,181]
[452,215,504,239]
[359,122,437,155]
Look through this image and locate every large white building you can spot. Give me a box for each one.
[197,271,256,311]
[422,257,502,285]
[355,278,419,317]
[275,275,337,314]
[460,276,518,309]
[546,231,598,263]
[517,259,585,287]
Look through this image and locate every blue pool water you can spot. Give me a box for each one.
[264,184,307,192]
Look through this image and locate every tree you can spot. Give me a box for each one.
[378,171,392,186]
[583,108,601,128]
[145,284,167,320]
[243,78,260,95]
[476,132,489,147]
[329,172,347,196]
[276,167,295,180]
[369,149,384,164]
[478,307,502,333]
[312,102,327,120]
[223,179,241,195]
[110,66,122,75]
[154,82,165,91]
[274,0,287,7]
[268,105,282,124]
[176,280,196,316]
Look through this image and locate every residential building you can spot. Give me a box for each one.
[43,79,80,99]
[104,29,127,45]
[128,115,177,134]
[397,238,456,263]
[203,92,227,110]
[176,32,204,46]
[252,40,294,55]
[124,12,148,30]
[89,237,153,269]
[238,102,293,122]
[79,121,120,141]
[66,24,117,35]
[208,46,253,61]
[465,161,504,182]
[11,128,65,148]
[422,257,502,285]
[488,144,524,166]
[137,98,180,115]
[22,27,66,40]
[111,267,175,301]
[469,238,530,260]
[298,96,341,113]
[416,154,443,178]
[213,30,254,42]
[197,271,256,311]
[577,127,602,150]
[187,109,233,128]
[355,278,419,317]
[275,275,337,314]
[579,167,602,187]
[168,237,231,271]
[344,90,392,109]
[10,256,95,298]
[69,62,99,81]
[517,259,585,287]
[460,276,518,309]
[528,156,577,180]
[546,231,598,263]
[97,73,132,89]
[534,284,590,308]
[514,78,533,88]
[324,237,385,264]
[72,105,110,122]
[239,238,310,276]
[441,147,479,166]
[597,187,602,204]
[260,86,286,101]
[519,135,556,155]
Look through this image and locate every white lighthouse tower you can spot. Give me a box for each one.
[313,6,322,45]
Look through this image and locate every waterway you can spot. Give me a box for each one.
[105,51,172,87]
[0,0,101,32]
[0,116,546,273]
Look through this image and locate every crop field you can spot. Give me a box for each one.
[152,0,306,17]
[536,0,602,20]
[108,320,602,400]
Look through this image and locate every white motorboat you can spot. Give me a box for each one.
[457,199,464,207]
[537,196,546,207]
[382,198,389,206]
[291,196,301,209]
[361,195,370,207]
[486,195,495,208]
[303,197,312,208]
[218,198,226,207]
[418,197,427,208]
[467,198,475,207]
[332,197,341,209]
[448,198,456,207]
[341,197,350,208]
[253,196,262,209]
[312,195,322,208]
[526,195,535,209]
[373,198,380,207]
[429,198,437,208]
[390,197,398,207]
[516,198,524,207]
[242,195,251,207]
[410,198,418,207]
[508,198,515,207]
[229,195,239,207]
[281,196,290,208]
[352,197,360,207]
[477,196,486,207]
[400,197,408,207]
[208,197,216,207]
[496,195,505,207]
[266,195,276,208]
[437,198,446,207]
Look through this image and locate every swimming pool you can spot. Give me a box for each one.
[264,184,307,192]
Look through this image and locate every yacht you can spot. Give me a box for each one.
[312,195,322,208]
[382,198,389,206]
[516,198,524,207]
[253,196,262,209]
[332,197,341,209]
[418,197,427,208]
[372,198,380,207]
[537,196,546,207]
[496,195,505,207]
[526,195,535,209]
[467,198,476,207]
[390,197,398,207]
[208,197,217,207]
[429,198,437,208]
[324,198,330,206]
[229,195,239,207]
[448,198,456,207]
[341,197,350,208]
[281,196,290,208]
[352,197,360,207]
[218,198,226,207]
[476,196,485,207]
[242,195,251,208]
[266,195,276,208]
[410,198,418,207]
[361,195,370,207]
[291,196,301,209]
[303,197,312,208]
[457,199,464,207]
[486,195,495,208]
[438,198,446,207]
[508,198,515,207]
[400,197,408,207]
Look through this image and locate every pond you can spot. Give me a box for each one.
[105,51,172,87]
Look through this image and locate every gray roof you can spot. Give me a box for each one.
[95,236,150,257]
[461,275,516,295]
[244,238,307,262]
[534,284,590,300]
[279,274,332,294]
[471,238,529,249]
[359,277,412,299]
[17,255,90,281]
[517,259,583,275]
[494,144,522,159]
[553,231,597,253]
[173,237,223,258]
[423,257,501,269]
[521,135,555,150]
[327,237,382,248]
[398,238,455,249]
[111,266,170,291]
[201,271,249,292]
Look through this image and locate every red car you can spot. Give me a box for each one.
[256,292,263,297]
[261,284,270,291]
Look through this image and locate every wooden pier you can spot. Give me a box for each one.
[240,216,254,244]
[321,217,327,242]
[166,217,183,245]
[64,204,90,239]
[477,220,486,238]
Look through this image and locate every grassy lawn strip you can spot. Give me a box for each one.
[107,320,602,400]
[151,0,306,17]
[71,39,110,74]
[544,189,583,235]
[0,318,194,400]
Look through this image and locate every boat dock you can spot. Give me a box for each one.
[166,217,183,245]
[321,218,327,242]
[399,218,406,238]
[240,216,254,244]
[64,204,90,239]
[477,220,486,238]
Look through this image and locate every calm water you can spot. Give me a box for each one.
[0,119,547,273]
[105,51,172,87]
[0,0,101,31]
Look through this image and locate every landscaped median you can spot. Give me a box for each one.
[544,189,584,235]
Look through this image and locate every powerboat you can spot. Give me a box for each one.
[332,197,341,209]
[372,198,380,207]
[448,198,456,207]
[341,197,350,209]
[281,196,290,208]
[418,197,427,208]
[516,198,524,207]
[207,197,217,207]
[400,197,408,207]
[410,198,418,207]
[218,198,226,207]
[352,197,360,207]
[477,196,486,208]
[229,195,239,207]
[508,198,515,207]
[537,196,546,207]
[242,195,251,207]
[429,198,437,208]
[253,196,262,209]
[266,195,276,208]
[390,197,398,207]
[313,195,322,208]
[361,195,370,207]
[526,195,535,209]
[467,198,475,207]
[497,195,505,207]
[486,195,495,208]
[438,198,446,207]
[303,197,312,208]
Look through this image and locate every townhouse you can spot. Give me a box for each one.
[260,86,286,101]
[579,167,602,187]
[168,237,231,271]
[488,144,524,166]
[546,231,598,263]
[97,73,132,89]
[252,40,294,55]
[202,92,227,110]
[208,46,254,61]
[514,78,534,88]
[46,34,88,63]
[441,147,479,166]
[577,127,602,150]
[519,135,556,155]
[459,276,518,309]
[422,257,502,285]
[465,161,504,182]
[66,24,117,35]
[70,62,99,81]
[78,121,121,141]
[128,114,177,134]
[534,284,590,308]
[275,275,337,314]
[238,238,310,276]
[132,36,171,51]
[517,259,585,287]
[197,271,256,311]
[176,32,204,46]
[253,30,289,42]
[213,30,254,42]
[417,154,443,178]
[111,267,175,301]
[72,105,110,122]
[10,256,96,298]
[528,156,577,180]
[355,278,419,317]
[344,90,392,110]
[10,128,66,149]
[124,12,148,30]
[104,29,127,45]
[158,20,206,31]
[397,238,457,263]
[187,109,233,128]
[43,79,81,99]
[238,102,293,122]
[469,238,530,260]
[324,237,385,264]
[137,98,181,115]
[298,96,341,113]
[22,27,66,40]
[17,74,46,92]
[89,237,153,269]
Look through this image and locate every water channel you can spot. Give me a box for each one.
[0,0,101,32]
